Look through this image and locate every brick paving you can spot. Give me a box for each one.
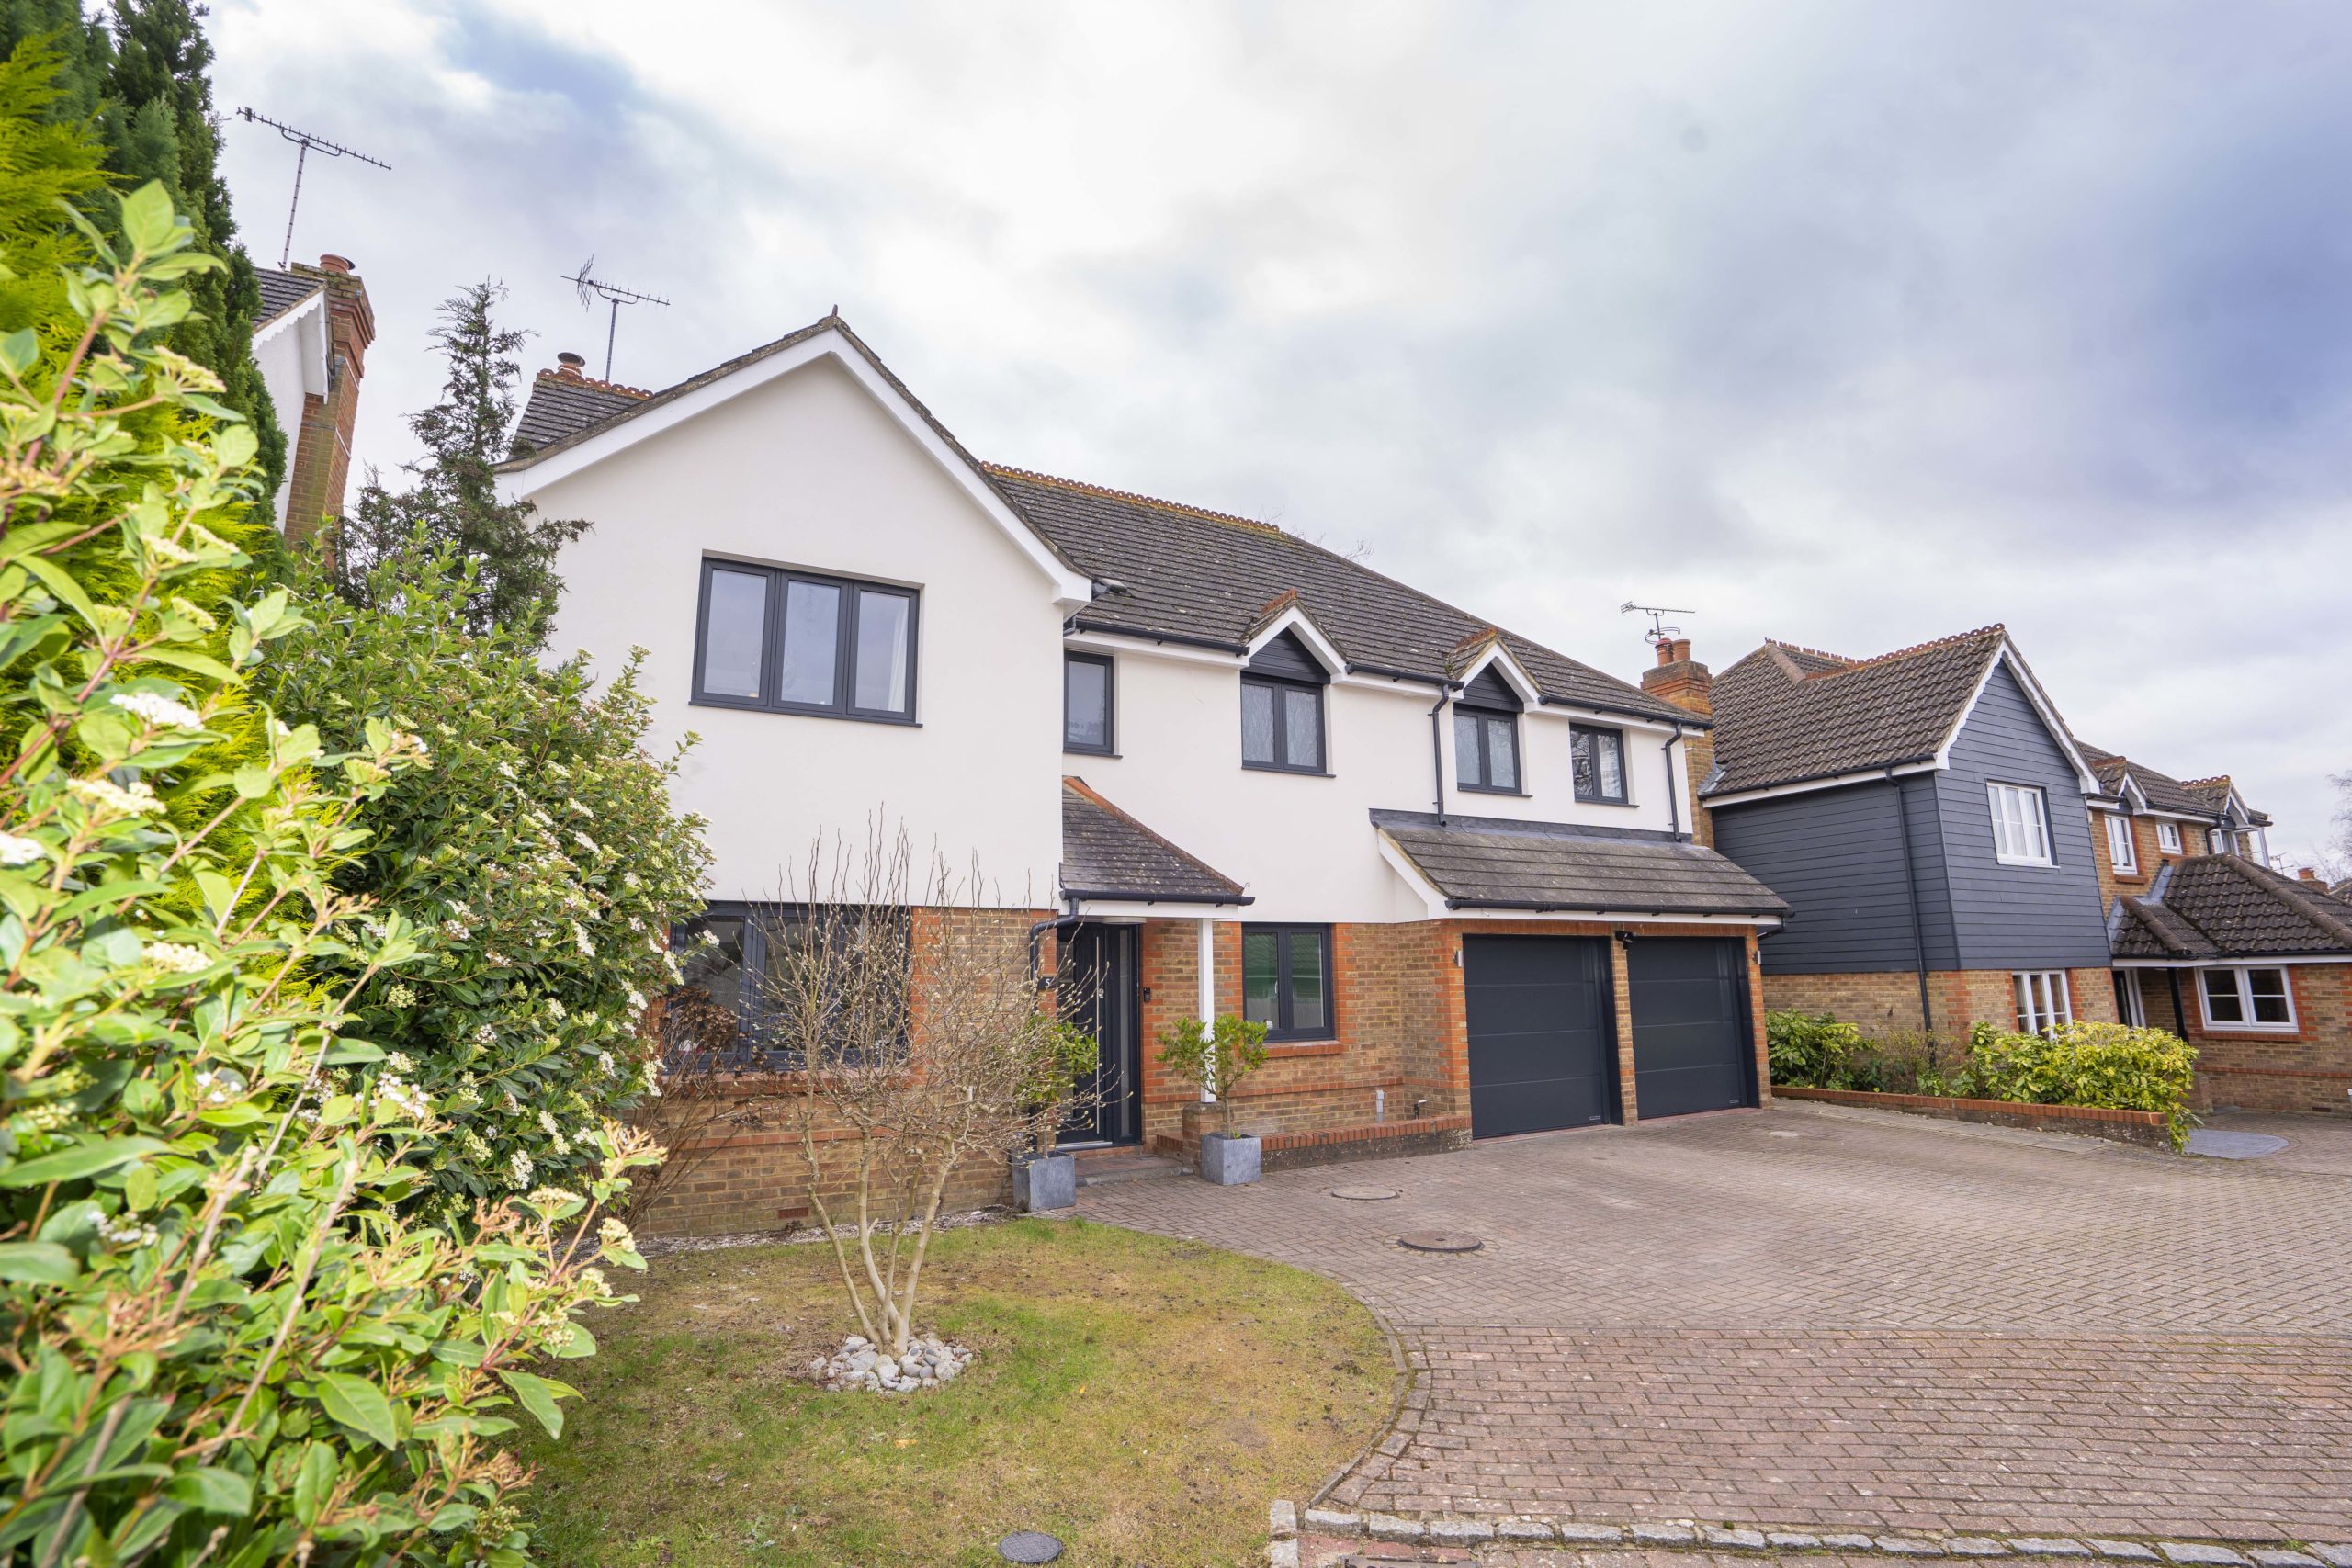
[1082,1103,2352,1542]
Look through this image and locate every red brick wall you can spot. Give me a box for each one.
[1763,964,2119,1038]
[280,259,373,546]
[2174,964,2352,1115]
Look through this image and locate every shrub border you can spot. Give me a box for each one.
[1774,1085,2173,1149]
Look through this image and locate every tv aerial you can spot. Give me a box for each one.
[234,108,390,269]
[1621,601,1695,647]
[561,258,670,381]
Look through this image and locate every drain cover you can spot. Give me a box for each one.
[1330,1185,1402,1201]
[998,1530,1065,1563]
[1397,1230,1482,1253]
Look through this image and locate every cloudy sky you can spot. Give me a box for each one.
[211,1,2352,865]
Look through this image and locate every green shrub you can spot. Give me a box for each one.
[0,185,652,1566]
[1961,1020,2198,1148]
[259,537,710,1216]
[1764,1010,1883,1091]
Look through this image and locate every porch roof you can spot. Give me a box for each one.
[1373,809,1790,919]
[1060,779,1250,907]
[2109,855,2352,962]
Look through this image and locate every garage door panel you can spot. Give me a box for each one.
[1464,936,1615,1137]
[1628,938,1755,1120]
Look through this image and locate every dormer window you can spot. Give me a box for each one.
[1453,666,1522,794]
[1240,630,1328,774]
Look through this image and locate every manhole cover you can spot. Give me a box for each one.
[1397,1230,1482,1253]
[998,1530,1065,1563]
[1330,1185,1401,1201]
[2187,1129,2290,1160]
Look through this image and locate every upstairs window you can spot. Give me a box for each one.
[2013,970,2072,1035]
[2200,967,2295,1032]
[1064,652,1114,754]
[694,559,916,721]
[1242,924,1332,1042]
[2157,820,2184,854]
[2105,813,2138,874]
[1988,782,2053,865]
[1571,725,1627,804]
[1240,630,1328,774]
[1453,667,1522,793]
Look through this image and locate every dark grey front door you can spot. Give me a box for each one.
[1627,938,1755,1119]
[1061,923,1142,1145]
[1464,935,1616,1137]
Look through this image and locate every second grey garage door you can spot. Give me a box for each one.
[1627,938,1756,1119]
[1464,935,1615,1137]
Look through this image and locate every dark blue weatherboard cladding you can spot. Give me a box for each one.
[1931,662,2111,970]
[1709,776,1957,975]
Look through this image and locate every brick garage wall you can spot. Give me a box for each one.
[628,906,1048,1236]
[2175,964,2352,1116]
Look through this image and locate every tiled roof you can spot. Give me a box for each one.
[2075,744,2222,818]
[2109,855,2352,961]
[991,468,1690,722]
[2180,776,2272,829]
[509,369,650,457]
[1702,627,2008,797]
[254,266,320,325]
[1373,809,1790,917]
[497,314,1685,723]
[1060,779,1249,905]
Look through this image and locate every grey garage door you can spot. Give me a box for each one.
[1627,938,1755,1119]
[1464,935,1616,1138]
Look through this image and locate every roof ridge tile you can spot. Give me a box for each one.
[537,367,651,400]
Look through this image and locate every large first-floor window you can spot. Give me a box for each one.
[2013,970,2072,1035]
[1989,783,2054,865]
[1241,923,1332,1041]
[693,558,917,721]
[2199,966,2295,1032]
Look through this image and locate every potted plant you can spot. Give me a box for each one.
[1012,1020,1099,1212]
[1156,1013,1272,1185]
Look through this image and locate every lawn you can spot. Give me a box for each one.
[516,1215,1394,1567]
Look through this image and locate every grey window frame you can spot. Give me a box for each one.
[1241,922,1334,1042]
[1240,674,1328,774]
[690,558,919,724]
[1064,650,1115,756]
[1454,701,1523,795]
[668,902,911,1068]
[1570,723,1630,804]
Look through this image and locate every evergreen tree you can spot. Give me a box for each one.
[336,281,591,645]
[0,0,288,502]
[0,36,108,334]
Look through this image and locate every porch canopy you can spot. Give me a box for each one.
[1058,777,1250,909]
[1374,809,1790,920]
[2110,855,2352,965]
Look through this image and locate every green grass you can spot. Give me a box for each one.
[516,1217,1394,1567]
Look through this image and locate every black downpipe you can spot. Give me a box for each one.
[1028,909,1083,988]
[1888,768,1935,1032]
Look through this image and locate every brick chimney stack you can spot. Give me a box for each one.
[280,254,374,547]
[1641,636,1713,717]
[2299,867,2319,882]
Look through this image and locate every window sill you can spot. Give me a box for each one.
[2198,1022,2300,1037]
[1262,1040,1345,1058]
[690,695,920,728]
[1241,762,1334,777]
[1459,784,1531,798]
[1994,855,2058,868]
[1065,746,1119,759]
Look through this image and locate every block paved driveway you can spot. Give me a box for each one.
[1080,1103,2352,1542]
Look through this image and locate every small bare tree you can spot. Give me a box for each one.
[756,831,1062,1357]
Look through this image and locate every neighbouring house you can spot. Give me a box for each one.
[2078,751,2349,1115]
[494,313,1787,1235]
[249,254,374,542]
[1645,626,2120,1040]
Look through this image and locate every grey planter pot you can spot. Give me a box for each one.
[1198,1132,1261,1187]
[1012,1151,1077,1213]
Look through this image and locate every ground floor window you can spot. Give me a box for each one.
[2013,970,2072,1035]
[1241,923,1332,1041]
[2199,966,2295,1031]
[668,904,911,1066]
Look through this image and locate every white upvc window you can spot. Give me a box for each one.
[2157,820,2183,854]
[2013,970,2072,1035]
[2199,967,2297,1032]
[1988,783,2054,866]
[2104,812,2138,874]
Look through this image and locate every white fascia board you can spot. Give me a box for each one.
[251,288,322,352]
[1532,700,1685,735]
[1703,761,1940,808]
[1065,628,1244,669]
[1246,604,1347,676]
[2089,777,2150,814]
[2111,954,2352,968]
[1933,641,2102,796]
[1454,640,1542,705]
[501,329,1094,610]
[1063,898,1249,920]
